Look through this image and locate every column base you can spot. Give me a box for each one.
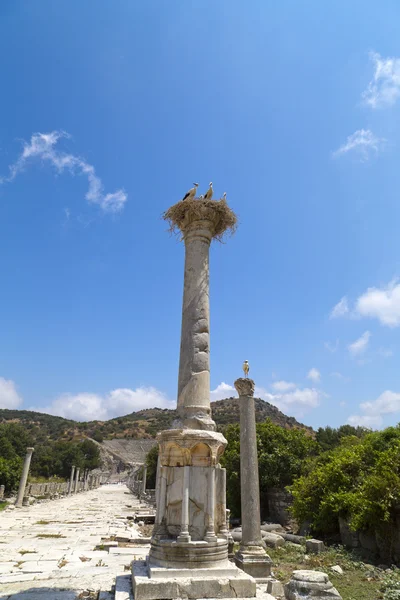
[235,548,273,579]
[132,559,257,600]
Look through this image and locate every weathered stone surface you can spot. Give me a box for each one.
[260,531,285,548]
[330,565,343,575]
[261,523,285,533]
[284,570,342,599]
[132,559,256,600]
[15,448,34,508]
[0,484,143,597]
[280,533,305,545]
[292,571,328,583]
[234,378,255,398]
[306,539,325,554]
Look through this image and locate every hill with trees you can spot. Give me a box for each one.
[0,396,312,443]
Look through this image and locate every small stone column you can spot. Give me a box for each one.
[177,466,191,543]
[15,447,34,508]
[141,465,147,495]
[68,465,76,495]
[74,468,80,493]
[0,485,5,500]
[234,378,272,579]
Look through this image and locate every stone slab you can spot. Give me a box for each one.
[115,574,134,600]
[149,562,239,579]
[132,559,257,600]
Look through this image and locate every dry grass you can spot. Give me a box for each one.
[163,198,237,242]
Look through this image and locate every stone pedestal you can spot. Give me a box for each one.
[132,196,256,598]
[15,447,34,508]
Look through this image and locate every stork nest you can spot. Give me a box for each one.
[163,197,237,241]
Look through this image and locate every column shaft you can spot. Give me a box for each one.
[177,225,213,427]
[142,465,147,494]
[239,395,263,547]
[177,466,191,542]
[74,468,80,493]
[68,466,75,495]
[15,448,34,508]
[205,467,217,541]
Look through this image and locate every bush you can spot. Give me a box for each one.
[290,426,400,541]
[0,456,23,493]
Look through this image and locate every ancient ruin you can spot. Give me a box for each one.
[132,192,259,599]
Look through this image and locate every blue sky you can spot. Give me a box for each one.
[1,1,400,429]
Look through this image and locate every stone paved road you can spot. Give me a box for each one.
[0,484,147,599]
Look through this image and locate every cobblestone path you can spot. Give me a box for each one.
[0,484,146,599]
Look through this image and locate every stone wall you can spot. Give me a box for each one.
[266,487,293,526]
[339,514,400,565]
[26,482,69,497]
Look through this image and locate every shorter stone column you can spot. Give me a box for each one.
[141,465,147,495]
[234,378,273,580]
[74,468,80,493]
[68,465,76,495]
[15,448,34,508]
[0,485,5,500]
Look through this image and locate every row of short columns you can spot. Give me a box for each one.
[13,448,102,507]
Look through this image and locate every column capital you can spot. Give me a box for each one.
[234,377,255,397]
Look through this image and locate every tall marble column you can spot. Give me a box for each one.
[15,447,34,508]
[68,465,76,495]
[234,377,272,580]
[132,194,256,599]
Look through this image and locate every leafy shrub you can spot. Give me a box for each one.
[290,426,400,540]
[0,456,23,492]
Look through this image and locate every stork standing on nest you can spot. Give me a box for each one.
[181,183,199,202]
[220,192,227,201]
[242,360,249,378]
[203,182,213,200]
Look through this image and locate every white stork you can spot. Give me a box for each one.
[220,192,227,201]
[204,182,213,201]
[181,183,199,202]
[242,360,249,378]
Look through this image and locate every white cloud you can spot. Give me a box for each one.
[333,129,385,161]
[0,131,127,213]
[307,368,321,383]
[347,414,383,428]
[324,340,339,353]
[210,382,236,401]
[362,51,400,109]
[330,297,349,319]
[271,380,296,392]
[348,331,371,357]
[0,377,23,409]
[255,385,323,417]
[37,386,174,421]
[347,389,400,429]
[355,279,400,327]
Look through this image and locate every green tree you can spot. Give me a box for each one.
[290,426,400,552]
[0,456,23,492]
[146,445,159,489]
[220,419,318,518]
